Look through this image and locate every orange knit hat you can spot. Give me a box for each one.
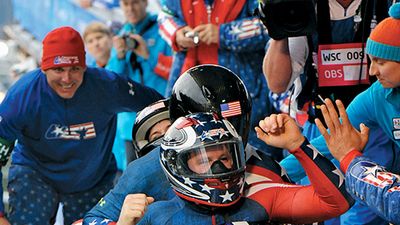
[366,3,400,62]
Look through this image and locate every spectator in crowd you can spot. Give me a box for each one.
[102,112,353,225]
[314,5,400,223]
[0,26,162,225]
[107,0,173,168]
[84,65,293,224]
[157,0,281,159]
[261,0,399,224]
[83,21,114,68]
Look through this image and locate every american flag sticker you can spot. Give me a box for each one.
[220,101,241,118]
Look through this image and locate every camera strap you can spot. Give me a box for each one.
[129,17,158,85]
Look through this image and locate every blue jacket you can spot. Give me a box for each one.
[158,0,278,155]
[281,81,400,224]
[0,67,163,214]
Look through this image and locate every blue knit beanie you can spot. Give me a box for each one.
[366,3,400,62]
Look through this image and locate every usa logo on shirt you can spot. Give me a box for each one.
[54,56,79,65]
[45,122,96,140]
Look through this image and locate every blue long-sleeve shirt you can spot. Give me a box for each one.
[0,67,163,214]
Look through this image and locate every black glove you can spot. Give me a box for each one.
[257,0,317,40]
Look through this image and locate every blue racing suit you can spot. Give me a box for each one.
[158,0,279,158]
[0,67,163,222]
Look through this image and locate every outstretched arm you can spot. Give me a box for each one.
[315,98,400,224]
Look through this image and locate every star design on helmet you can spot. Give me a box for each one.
[307,144,320,160]
[89,219,97,225]
[332,168,344,187]
[200,184,215,194]
[183,176,196,187]
[219,190,234,203]
[199,131,214,141]
[245,145,262,161]
[218,129,229,139]
[194,119,206,128]
[210,117,223,124]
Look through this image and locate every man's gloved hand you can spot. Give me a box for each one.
[256,0,316,40]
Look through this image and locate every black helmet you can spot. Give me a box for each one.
[132,99,170,158]
[170,64,252,146]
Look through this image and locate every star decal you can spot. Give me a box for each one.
[199,131,214,141]
[89,219,97,225]
[363,165,380,177]
[219,190,234,203]
[210,117,222,124]
[332,168,344,187]
[245,145,262,161]
[307,144,320,160]
[200,184,215,194]
[183,177,196,187]
[194,119,206,128]
[52,125,64,136]
[218,129,229,139]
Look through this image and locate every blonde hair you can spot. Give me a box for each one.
[83,22,112,41]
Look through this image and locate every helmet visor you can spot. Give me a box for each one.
[176,139,245,178]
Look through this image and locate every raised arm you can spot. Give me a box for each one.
[250,114,353,224]
[315,98,400,224]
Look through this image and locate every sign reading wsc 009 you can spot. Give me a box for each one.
[317,43,369,87]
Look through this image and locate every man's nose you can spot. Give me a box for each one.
[369,61,378,77]
[60,71,72,82]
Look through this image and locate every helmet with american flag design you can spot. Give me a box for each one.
[160,112,246,208]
